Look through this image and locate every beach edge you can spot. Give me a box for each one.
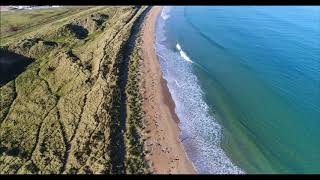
[140,6,197,174]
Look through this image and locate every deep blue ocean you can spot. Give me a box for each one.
[155,6,320,173]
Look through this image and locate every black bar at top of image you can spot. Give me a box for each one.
[1,0,320,5]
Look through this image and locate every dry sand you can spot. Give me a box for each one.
[140,6,197,174]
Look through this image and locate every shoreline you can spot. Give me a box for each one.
[140,6,197,174]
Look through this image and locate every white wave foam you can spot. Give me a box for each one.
[174,80,181,87]
[161,7,171,20]
[176,43,193,63]
[155,11,244,174]
[176,43,182,51]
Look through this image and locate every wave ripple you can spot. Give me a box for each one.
[155,7,244,174]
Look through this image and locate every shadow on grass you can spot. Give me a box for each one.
[0,48,33,86]
[65,24,89,39]
[108,6,151,174]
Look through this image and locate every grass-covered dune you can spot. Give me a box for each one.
[0,6,150,174]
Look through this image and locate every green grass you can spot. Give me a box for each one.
[0,7,92,43]
[0,6,150,174]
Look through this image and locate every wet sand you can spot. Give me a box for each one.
[140,6,197,174]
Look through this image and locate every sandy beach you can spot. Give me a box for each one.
[140,6,197,174]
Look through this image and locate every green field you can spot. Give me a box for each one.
[0,6,150,174]
[0,7,93,43]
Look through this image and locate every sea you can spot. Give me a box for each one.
[155,6,320,174]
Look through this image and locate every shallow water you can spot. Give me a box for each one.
[155,6,320,173]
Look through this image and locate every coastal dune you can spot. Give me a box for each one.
[0,5,196,174]
[140,6,196,174]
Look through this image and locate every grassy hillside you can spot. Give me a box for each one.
[0,6,150,174]
[0,6,93,43]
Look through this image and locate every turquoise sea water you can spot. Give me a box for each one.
[155,6,320,173]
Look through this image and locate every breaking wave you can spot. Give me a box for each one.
[155,7,244,174]
[161,6,171,20]
[176,43,193,63]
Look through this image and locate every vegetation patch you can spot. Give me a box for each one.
[0,6,150,174]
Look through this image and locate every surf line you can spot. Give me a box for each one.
[176,43,193,63]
